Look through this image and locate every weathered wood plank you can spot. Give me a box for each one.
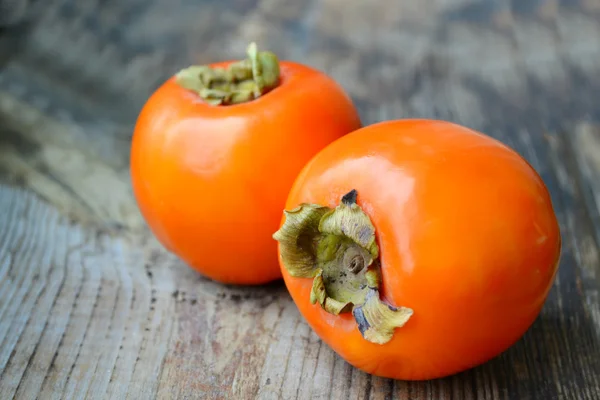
[571,123,600,255]
[1,0,600,399]
[0,91,143,232]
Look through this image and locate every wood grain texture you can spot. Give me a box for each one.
[1,185,598,400]
[1,0,600,399]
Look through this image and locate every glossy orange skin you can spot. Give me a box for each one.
[131,61,361,284]
[279,119,561,380]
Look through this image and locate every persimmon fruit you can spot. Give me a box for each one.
[274,119,561,380]
[130,43,361,284]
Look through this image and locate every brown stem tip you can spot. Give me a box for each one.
[273,190,413,345]
[175,42,280,106]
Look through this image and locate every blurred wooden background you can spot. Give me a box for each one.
[0,0,599,399]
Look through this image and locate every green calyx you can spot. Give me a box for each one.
[273,189,413,345]
[174,42,280,106]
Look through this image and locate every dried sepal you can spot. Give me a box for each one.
[310,270,353,314]
[352,289,414,345]
[175,66,209,96]
[274,190,414,345]
[174,42,280,105]
[273,204,330,278]
[318,189,379,260]
[310,270,327,305]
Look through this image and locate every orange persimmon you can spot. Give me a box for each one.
[274,119,561,380]
[130,43,361,284]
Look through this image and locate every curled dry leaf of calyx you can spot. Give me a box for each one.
[175,42,280,105]
[273,189,414,345]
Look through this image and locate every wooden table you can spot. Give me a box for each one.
[1,0,599,399]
